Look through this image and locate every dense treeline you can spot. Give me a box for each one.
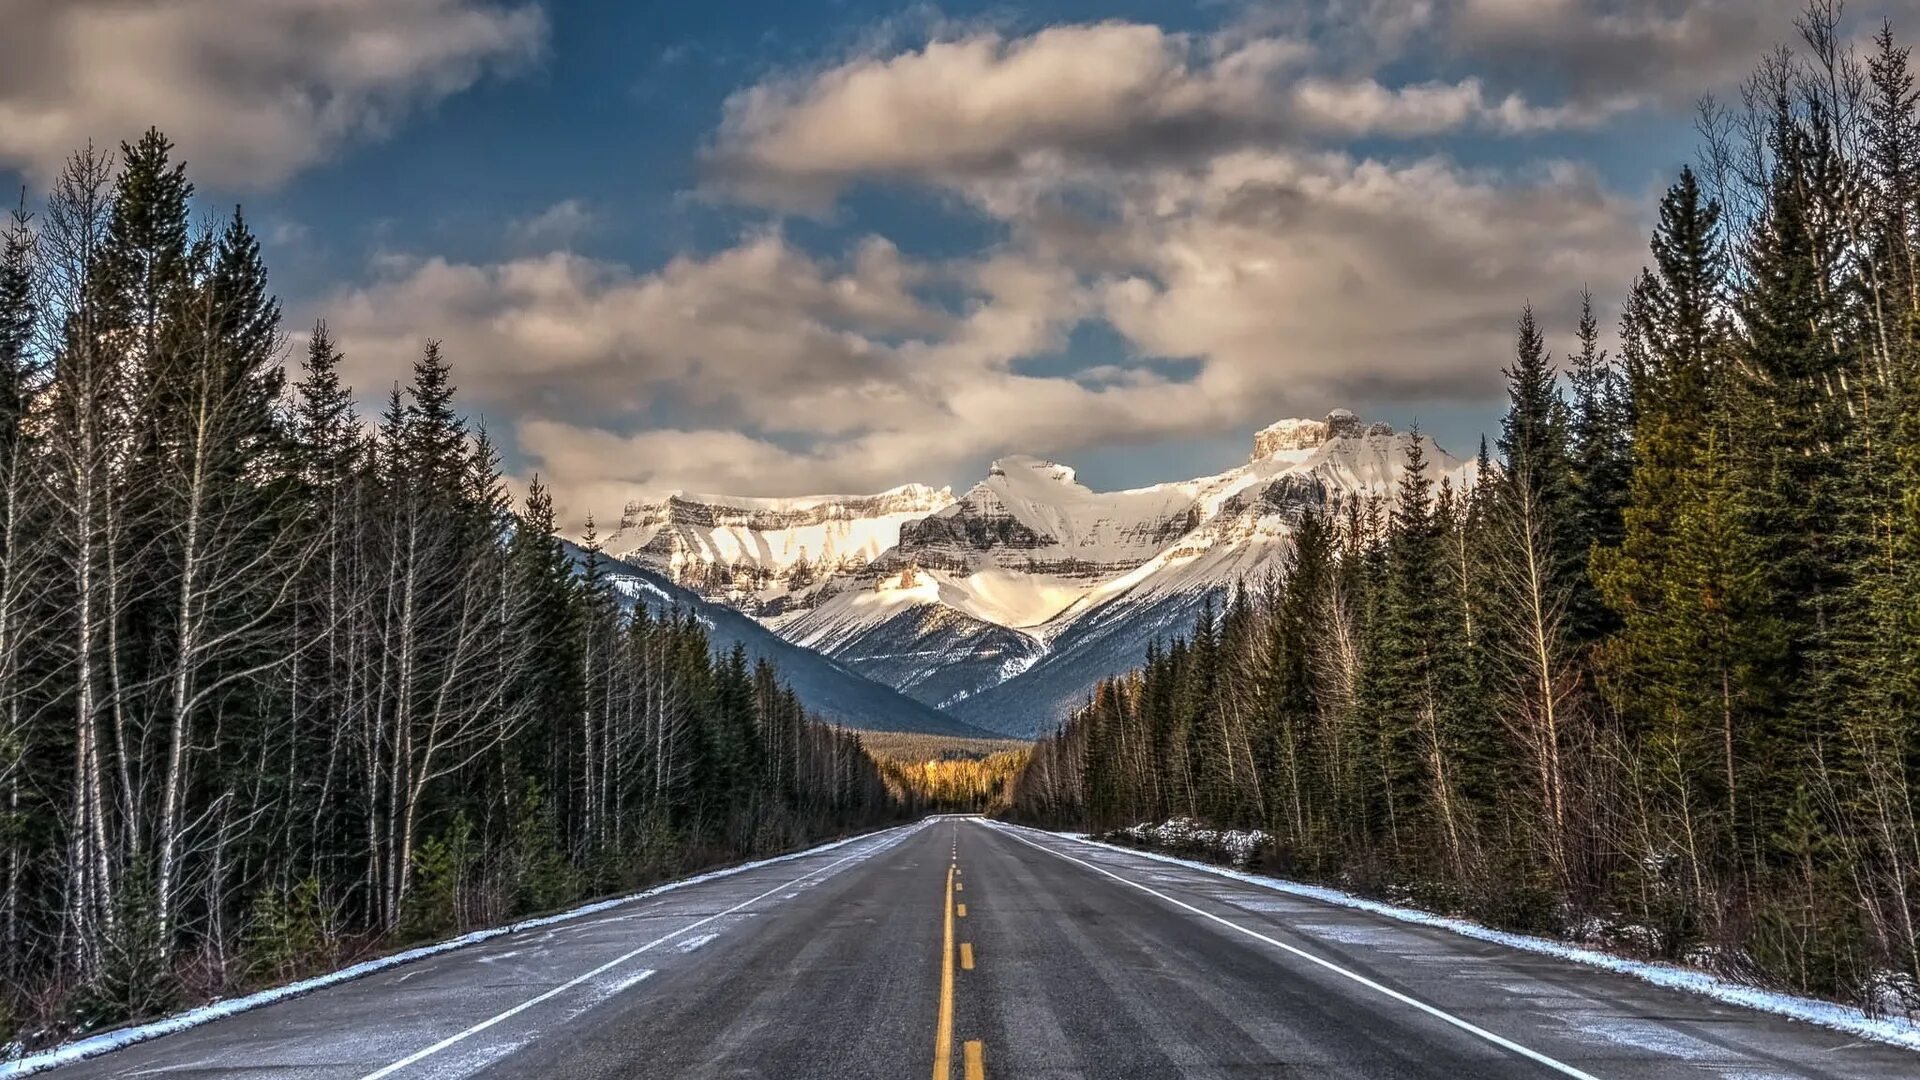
[0,133,895,1041]
[1011,11,1920,1004]
[864,734,1029,814]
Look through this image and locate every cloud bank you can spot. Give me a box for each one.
[0,0,545,188]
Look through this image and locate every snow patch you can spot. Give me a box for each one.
[997,649,1041,683]
[611,574,674,605]
[1567,1015,1717,1060]
[1110,818,1272,867]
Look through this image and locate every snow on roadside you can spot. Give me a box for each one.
[0,821,925,1078]
[1111,818,1272,867]
[988,820,1920,1054]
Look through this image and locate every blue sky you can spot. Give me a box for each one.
[3,1,1906,521]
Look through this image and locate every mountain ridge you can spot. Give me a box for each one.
[561,541,994,738]
[593,412,1475,736]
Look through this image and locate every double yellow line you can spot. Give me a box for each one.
[934,862,956,1077]
[933,835,984,1080]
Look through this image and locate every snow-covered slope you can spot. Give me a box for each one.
[593,411,1476,737]
[606,484,954,606]
[561,542,992,737]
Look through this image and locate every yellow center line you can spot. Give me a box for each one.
[933,861,956,1080]
[964,1039,985,1080]
[960,942,974,970]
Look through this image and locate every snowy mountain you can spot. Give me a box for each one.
[605,485,953,605]
[561,542,993,738]
[599,411,1475,737]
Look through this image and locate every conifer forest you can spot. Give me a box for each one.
[1010,15,1920,1006]
[0,132,896,1039]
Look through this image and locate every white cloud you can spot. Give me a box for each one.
[322,233,945,435]
[1446,0,1920,105]
[707,22,1295,207]
[506,199,599,251]
[318,226,1234,515]
[710,2,1920,213]
[0,0,545,188]
[1286,76,1617,136]
[1091,150,1644,406]
[705,18,1621,209]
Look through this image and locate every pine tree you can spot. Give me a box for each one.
[506,477,584,855]
[1381,429,1468,872]
[1498,304,1573,542]
[0,198,42,977]
[1597,165,1782,888]
[1867,20,1920,328]
[1261,509,1333,850]
[0,202,32,433]
[1735,93,1851,760]
[1843,20,1920,982]
[286,322,366,884]
[1567,289,1629,642]
[100,129,193,365]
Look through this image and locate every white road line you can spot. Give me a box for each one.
[358,832,903,1080]
[677,933,720,953]
[599,969,657,996]
[985,821,1605,1080]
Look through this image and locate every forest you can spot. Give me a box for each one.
[0,132,898,1044]
[1010,12,1920,1007]
[862,732,1030,814]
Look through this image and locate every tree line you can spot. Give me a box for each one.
[1010,9,1920,1004]
[862,733,1030,815]
[0,132,897,1042]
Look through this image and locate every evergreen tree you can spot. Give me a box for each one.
[1380,430,1469,871]
[0,198,41,979]
[1567,290,1629,642]
[1733,92,1866,868]
[0,202,32,433]
[1498,304,1573,542]
[506,477,584,845]
[1866,21,1920,326]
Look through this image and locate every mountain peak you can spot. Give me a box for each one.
[1251,408,1366,460]
[987,455,1080,489]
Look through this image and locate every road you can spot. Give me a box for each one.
[34,817,1920,1079]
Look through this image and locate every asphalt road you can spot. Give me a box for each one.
[36,817,1920,1079]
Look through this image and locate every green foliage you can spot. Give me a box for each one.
[67,865,177,1031]
[507,783,579,916]
[245,878,338,984]
[404,815,475,941]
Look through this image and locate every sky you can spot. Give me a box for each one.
[2,0,1912,524]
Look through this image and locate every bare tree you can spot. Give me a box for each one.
[37,147,124,977]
